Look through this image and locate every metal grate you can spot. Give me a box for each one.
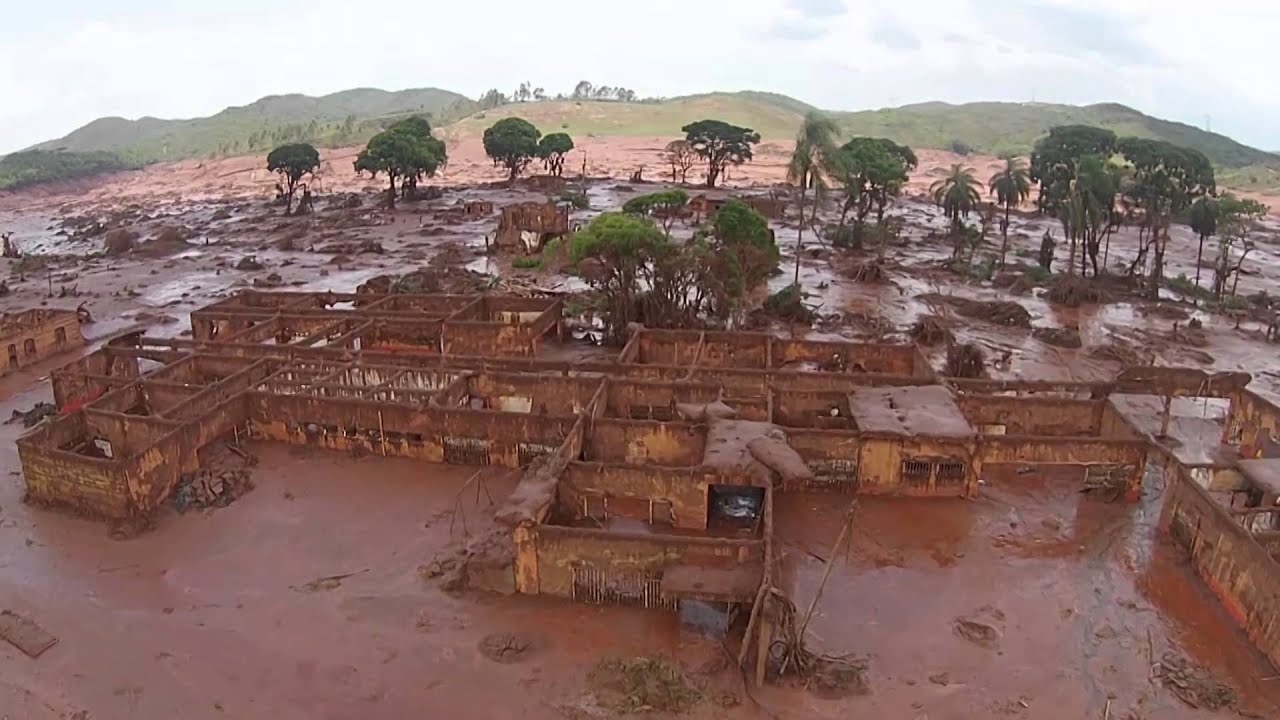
[936,461,967,486]
[629,404,674,421]
[572,565,675,610]
[443,436,490,465]
[902,458,931,485]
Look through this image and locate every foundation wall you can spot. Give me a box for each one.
[1161,468,1280,668]
[1228,389,1280,458]
[858,437,976,497]
[18,413,131,517]
[959,397,1102,436]
[0,311,84,376]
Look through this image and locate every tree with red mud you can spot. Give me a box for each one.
[988,156,1031,269]
[537,132,574,177]
[266,143,319,216]
[354,120,445,209]
[830,137,917,255]
[1211,194,1267,301]
[484,117,542,186]
[681,119,760,188]
[1117,137,1214,298]
[786,111,839,284]
[664,140,696,184]
[1189,194,1218,293]
[930,164,983,261]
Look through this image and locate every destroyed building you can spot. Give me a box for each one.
[0,308,84,376]
[494,201,571,253]
[14,290,1280,672]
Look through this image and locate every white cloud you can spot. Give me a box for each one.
[2,0,1278,153]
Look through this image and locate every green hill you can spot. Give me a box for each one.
[34,87,477,164]
[17,89,1280,192]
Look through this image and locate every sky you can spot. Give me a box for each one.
[2,0,1278,154]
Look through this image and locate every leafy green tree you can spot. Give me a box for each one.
[622,189,690,235]
[354,123,445,209]
[1117,137,1215,297]
[484,117,542,185]
[1059,154,1118,277]
[478,89,508,110]
[266,143,320,215]
[830,137,917,255]
[681,120,761,188]
[537,132,575,177]
[708,200,779,320]
[570,212,667,343]
[1030,125,1118,213]
[930,164,983,260]
[786,111,839,283]
[384,116,447,198]
[1188,195,1219,293]
[987,156,1032,269]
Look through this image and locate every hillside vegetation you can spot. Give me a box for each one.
[19,88,1280,191]
[0,149,139,191]
[33,87,476,164]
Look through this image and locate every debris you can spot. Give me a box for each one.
[169,467,254,512]
[945,342,986,378]
[588,656,702,714]
[103,227,138,255]
[253,272,284,288]
[1033,325,1083,349]
[954,617,1001,649]
[7,401,57,428]
[909,315,952,346]
[234,256,264,271]
[842,259,890,284]
[1155,651,1237,711]
[920,293,1032,328]
[1044,275,1106,307]
[761,284,814,324]
[478,632,537,663]
[0,609,58,658]
[295,568,369,593]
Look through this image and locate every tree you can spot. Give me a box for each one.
[478,89,508,110]
[786,111,839,283]
[830,137,917,255]
[570,213,667,343]
[1212,194,1267,300]
[1117,137,1214,298]
[533,87,546,101]
[1030,125,1118,214]
[929,164,983,261]
[1059,154,1117,277]
[572,80,593,100]
[681,120,761,188]
[708,200,779,322]
[622,189,689,235]
[664,140,696,183]
[266,143,320,215]
[1188,195,1219,293]
[537,132,575,177]
[483,117,542,185]
[987,156,1032,269]
[354,123,445,209]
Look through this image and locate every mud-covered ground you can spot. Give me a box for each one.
[2,145,1280,718]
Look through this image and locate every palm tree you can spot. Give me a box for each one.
[1189,195,1219,295]
[930,164,982,260]
[787,111,840,284]
[987,157,1031,269]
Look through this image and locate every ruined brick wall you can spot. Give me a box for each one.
[529,525,764,597]
[18,413,132,518]
[958,397,1103,436]
[1161,470,1280,668]
[586,420,706,465]
[858,437,977,497]
[1228,390,1280,458]
[558,463,722,530]
[1,310,84,376]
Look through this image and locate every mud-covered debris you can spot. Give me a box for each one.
[103,227,138,255]
[761,284,814,324]
[1156,651,1236,711]
[920,293,1032,328]
[136,225,192,257]
[7,402,57,428]
[0,609,59,658]
[588,656,702,714]
[945,343,986,378]
[234,256,265,271]
[326,193,363,210]
[842,259,890,284]
[1044,274,1105,307]
[170,468,254,512]
[316,238,384,255]
[909,315,952,346]
[1033,325,1083,349]
[478,632,537,663]
[356,267,491,297]
[1088,339,1152,368]
[954,618,1001,649]
[210,208,232,221]
[253,272,284,288]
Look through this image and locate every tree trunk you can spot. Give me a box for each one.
[877,204,888,262]
[284,179,295,216]
[1194,233,1206,292]
[387,174,398,209]
[508,164,519,188]
[1147,227,1165,300]
[793,185,807,285]
[998,203,1010,269]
